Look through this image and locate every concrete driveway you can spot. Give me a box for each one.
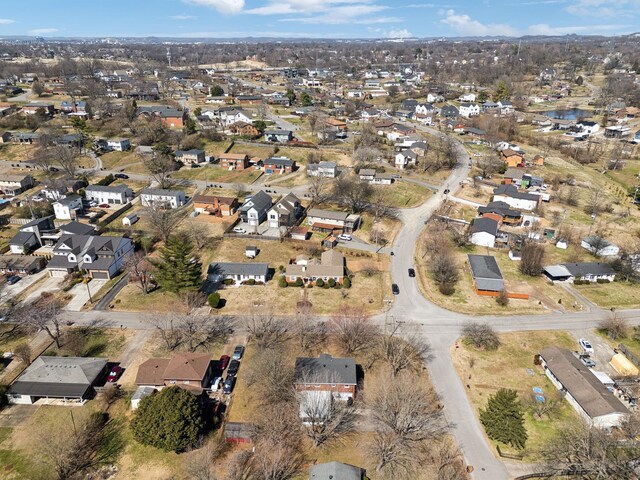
[0,404,39,427]
[22,275,65,303]
[1,270,48,302]
[65,279,107,312]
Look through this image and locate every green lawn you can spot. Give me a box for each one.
[575,281,640,309]
[383,180,432,208]
[172,165,263,184]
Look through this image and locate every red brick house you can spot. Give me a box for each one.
[193,195,239,216]
[134,352,213,394]
[219,153,250,170]
[294,354,357,400]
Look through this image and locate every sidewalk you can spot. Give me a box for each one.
[65,279,108,312]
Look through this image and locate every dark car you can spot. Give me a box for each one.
[223,376,236,394]
[227,359,240,376]
[107,365,124,383]
[219,354,230,370]
[48,166,60,172]
[6,275,20,285]
[232,345,245,360]
[443,189,450,194]
[114,173,129,179]
[408,268,416,278]
[392,283,400,295]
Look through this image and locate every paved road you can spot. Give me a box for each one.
[94,273,130,311]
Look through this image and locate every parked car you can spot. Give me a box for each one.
[89,201,98,207]
[443,189,450,194]
[338,234,352,241]
[48,166,59,172]
[392,283,399,295]
[114,173,129,179]
[227,359,240,376]
[6,275,20,285]
[98,203,110,209]
[579,338,594,355]
[219,354,230,370]
[107,365,124,383]
[223,376,236,394]
[580,357,596,368]
[211,376,223,390]
[232,345,245,360]
[233,227,246,234]
[408,268,416,278]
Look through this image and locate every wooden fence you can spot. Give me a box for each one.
[618,343,640,368]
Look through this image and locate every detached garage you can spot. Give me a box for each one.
[7,356,108,405]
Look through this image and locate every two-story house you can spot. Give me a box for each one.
[238,190,273,226]
[140,188,186,209]
[104,138,130,151]
[0,174,35,196]
[47,234,133,279]
[307,161,337,178]
[267,193,303,229]
[85,184,133,205]
[459,103,480,118]
[175,149,206,165]
[306,209,361,233]
[9,216,55,255]
[295,354,357,400]
[53,194,83,220]
[219,153,250,170]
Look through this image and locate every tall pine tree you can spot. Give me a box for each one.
[151,234,202,294]
[480,388,528,450]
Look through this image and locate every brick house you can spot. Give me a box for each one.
[193,195,238,216]
[135,352,213,394]
[294,354,357,400]
[263,157,296,174]
[219,153,250,170]
[228,121,259,136]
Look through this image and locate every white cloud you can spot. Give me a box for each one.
[170,14,198,20]
[28,28,58,35]
[280,4,399,24]
[386,28,413,38]
[440,9,518,36]
[527,23,632,34]
[0,19,15,25]
[183,0,245,14]
[566,0,640,17]
[246,0,376,15]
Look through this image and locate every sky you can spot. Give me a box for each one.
[0,0,638,39]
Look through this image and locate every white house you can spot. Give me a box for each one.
[576,121,600,136]
[207,262,269,284]
[492,185,540,211]
[238,190,273,226]
[267,193,302,229]
[469,217,498,248]
[140,189,186,209]
[459,93,476,102]
[498,101,514,115]
[52,195,83,220]
[581,236,620,257]
[415,103,436,116]
[539,346,627,429]
[85,184,133,205]
[543,262,616,283]
[220,109,253,127]
[307,161,337,178]
[459,103,480,118]
[427,93,444,103]
[106,138,131,151]
[395,150,419,169]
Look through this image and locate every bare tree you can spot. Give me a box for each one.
[427,438,467,480]
[298,388,359,447]
[380,331,431,377]
[293,308,327,353]
[476,152,501,178]
[330,306,379,356]
[244,347,295,405]
[149,314,184,351]
[185,439,225,480]
[245,313,290,350]
[56,146,80,177]
[353,146,381,166]
[181,313,234,352]
[368,431,413,475]
[461,322,500,350]
[368,187,398,223]
[14,297,65,349]
[14,342,31,365]
[142,152,180,189]
[519,241,545,276]
[145,203,187,243]
[429,249,459,295]
[333,176,372,213]
[307,175,330,204]
[598,311,628,340]
[125,251,154,294]
[186,223,210,250]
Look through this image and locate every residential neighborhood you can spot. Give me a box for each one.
[0,12,639,480]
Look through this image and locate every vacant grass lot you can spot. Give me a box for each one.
[451,330,582,460]
[383,180,432,208]
[172,165,262,184]
[575,281,640,309]
[100,151,141,170]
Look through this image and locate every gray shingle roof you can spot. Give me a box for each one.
[85,184,131,193]
[207,262,269,278]
[239,190,272,213]
[295,354,357,385]
[470,217,498,236]
[563,262,615,277]
[310,461,364,480]
[468,254,504,292]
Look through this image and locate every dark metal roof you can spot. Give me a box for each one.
[295,354,357,385]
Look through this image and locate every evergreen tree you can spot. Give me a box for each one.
[210,84,224,96]
[285,88,296,103]
[131,386,204,452]
[492,80,511,102]
[300,91,313,106]
[480,389,527,450]
[151,234,202,294]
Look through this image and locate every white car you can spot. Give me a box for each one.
[579,338,594,355]
[211,376,223,390]
[338,234,352,241]
[89,201,98,207]
[233,227,246,234]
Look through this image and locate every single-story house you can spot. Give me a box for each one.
[207,262,269,284]
[7,356,108,405]
[493,184,540,211]
[478,201,522,226]
[543,262,616,283]
[193,195,238,216]
[85,184,133,205]
[135,352,213,394]
[264,129,293,143]
[470,217,499,248]
[286,250,345,285]
[295,354,357,400]
[581,236,620,257]
[539,346,627,428]
[310,462,366,480]
[468,254,504,294]
[0,255,46,275]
